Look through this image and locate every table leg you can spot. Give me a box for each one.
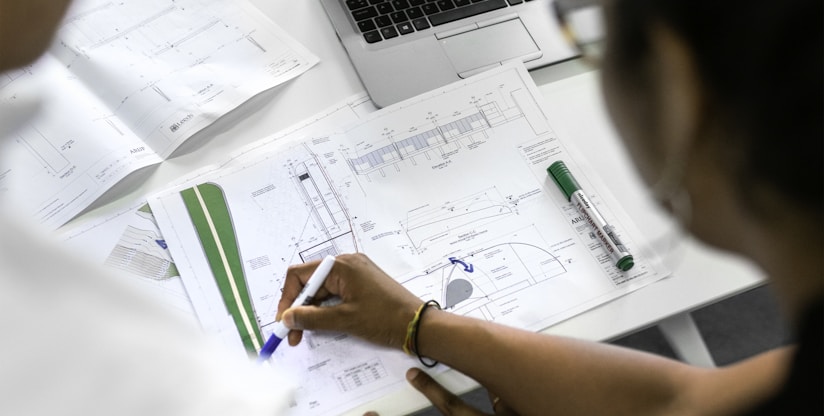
[657,312,716,368]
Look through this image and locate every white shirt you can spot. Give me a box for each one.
[0,91,293,416]
[0,207,294,415]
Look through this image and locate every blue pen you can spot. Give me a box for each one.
[258,255,336,362]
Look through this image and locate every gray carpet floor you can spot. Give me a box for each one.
[411,284,789,415]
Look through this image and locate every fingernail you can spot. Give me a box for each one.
[363,412,379,416]
[406,367,420,382]
[282,309,299,329]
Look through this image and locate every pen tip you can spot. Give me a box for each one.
[258,335,284,361]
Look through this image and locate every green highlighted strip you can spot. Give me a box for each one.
[181,183,263,354]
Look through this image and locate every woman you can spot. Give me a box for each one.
[277,0,822,414]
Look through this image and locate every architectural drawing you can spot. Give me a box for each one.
[104,205,179,280]
[0,67,30,90]
[59,202,196,324]
[0,0,318,230]
[175,144,357,354]
[181,182,264,354]
[291,158,356,262]
[344,100,528,178]
[52,0,317,150]
[402,187,518,252]
[401,225,568,320]
[150,64,667,416]
[15,125,71,175]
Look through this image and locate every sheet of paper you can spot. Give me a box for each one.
[149,63,669,415]
[0,0,318,229]
[56,93,378,336]
[53,0,320,157]
[0,57,162,227]
[58,199,199,326]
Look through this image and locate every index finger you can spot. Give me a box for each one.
[276,259,339,320]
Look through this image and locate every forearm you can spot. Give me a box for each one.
[416,309,694,416]
[281,255,791,415]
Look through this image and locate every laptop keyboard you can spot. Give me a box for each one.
[345,0,531,44]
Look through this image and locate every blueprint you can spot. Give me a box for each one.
[0,0,318,229]
[57,93,377,338]
[149,63,668,415]
[59,199,198,325]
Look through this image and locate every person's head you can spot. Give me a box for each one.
[0,0,73,71]
[600,0,822,254]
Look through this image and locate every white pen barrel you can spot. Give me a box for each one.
[570,190,632,264]
[291,255,336,308]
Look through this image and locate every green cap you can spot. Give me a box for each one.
[616,255,635,271]
[547,160,582,201]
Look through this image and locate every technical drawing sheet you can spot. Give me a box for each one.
[57,199,199,326]
[0,0,318,229]
[56,93,377,332]
[149,63,669,415]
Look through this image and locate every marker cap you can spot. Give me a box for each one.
[547,161,582,201]
[616,255,634,271]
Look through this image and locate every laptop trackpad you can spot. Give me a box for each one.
[439,18,541,78]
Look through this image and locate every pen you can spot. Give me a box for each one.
[547,160,634,271]
[258,255,336,362]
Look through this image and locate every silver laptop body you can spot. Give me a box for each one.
[320,0,577,107]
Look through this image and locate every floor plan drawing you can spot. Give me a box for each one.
[290,157,356,262]
[52,0,318,152]
[0,0,318,229]
[150,64,669,416]
[155,142,359,355]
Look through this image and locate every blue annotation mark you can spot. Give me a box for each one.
[449,257,474,273]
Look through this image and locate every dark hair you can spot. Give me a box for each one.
[610,0,822,216]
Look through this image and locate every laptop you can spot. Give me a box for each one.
[320,0,577,107]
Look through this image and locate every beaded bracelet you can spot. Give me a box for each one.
[402,300,441,368]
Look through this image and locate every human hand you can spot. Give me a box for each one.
[278,253,422,350]
[363,368,518,416]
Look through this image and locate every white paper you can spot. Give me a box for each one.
[0,0,318,229]
[58,199,199,326]
[56,93,377,337]
[150,63,669,415]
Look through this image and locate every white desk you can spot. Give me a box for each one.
[67,1,766,414]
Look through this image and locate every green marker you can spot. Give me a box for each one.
[548,160,634,271]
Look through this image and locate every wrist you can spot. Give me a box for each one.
[389,300,421,351]
[403,300,442,367]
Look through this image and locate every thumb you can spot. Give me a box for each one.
[281,305,340,331]
[407,368,479,415]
